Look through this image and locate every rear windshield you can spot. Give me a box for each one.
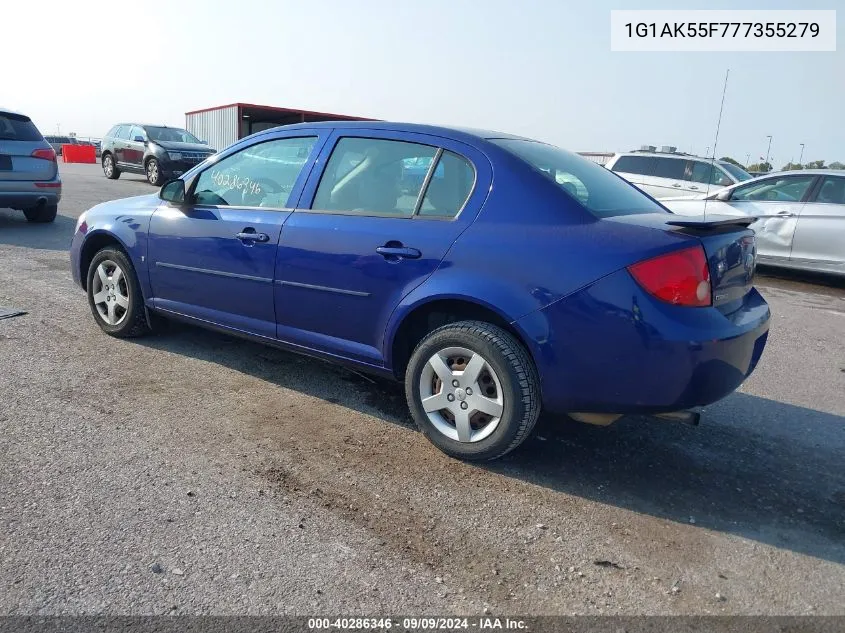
[719,161,753,182]
[492,139,666,218]
[0,113,43,141]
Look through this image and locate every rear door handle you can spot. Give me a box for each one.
[376,245,422,259]
[776,211,795,218]
[671,183,682,188]
[236,231,269,243]
[689,185,699,190]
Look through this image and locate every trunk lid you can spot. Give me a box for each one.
[609,213,758,309]
[0,112,56,181]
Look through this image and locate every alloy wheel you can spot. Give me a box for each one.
[103,156,113,177]
[418,346,504,443]
[91,260,129,326]
[147,160,158,184]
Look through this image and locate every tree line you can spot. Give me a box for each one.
[720,156,845,173]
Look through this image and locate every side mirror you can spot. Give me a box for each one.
[200,139,208,145]
[715,189,732,202]
[159,179,186,204]
[133,135,146,143]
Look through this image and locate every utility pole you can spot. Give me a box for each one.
[745,153,751,167]
[765,135,773,170]
[799,143,805,166]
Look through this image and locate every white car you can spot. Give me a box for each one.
[605,150,753,199]
[661,170,845,277]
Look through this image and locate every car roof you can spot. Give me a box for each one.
[613,151,722,162]
[260,120,533,143]
[761,169,843,177]
[0,107,31,119]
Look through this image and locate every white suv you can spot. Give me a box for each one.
[605,150,753,199]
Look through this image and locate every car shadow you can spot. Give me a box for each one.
[133,324,845,565]
[0,209,76,251]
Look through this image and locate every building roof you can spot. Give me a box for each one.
[184,102,374,121]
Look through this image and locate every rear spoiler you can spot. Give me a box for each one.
[666,216,757,235]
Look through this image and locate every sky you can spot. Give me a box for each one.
[3,0,843,168]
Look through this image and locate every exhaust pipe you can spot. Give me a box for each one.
[653,410,700,426]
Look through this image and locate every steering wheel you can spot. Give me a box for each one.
[240,176,284,206]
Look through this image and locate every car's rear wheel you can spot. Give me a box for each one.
[102,154,120,179]
[405,320,540,461]
[86,247,150,338]
[146,158,164,186]
[23,204,58,223]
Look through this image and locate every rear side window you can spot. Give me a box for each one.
[106,126,120,138]
[418,151,475,218]
[115,126,131,140]
[610,155,652,176]
[493,139,667,218]
[313,137,438,217]
[0,114,43,141]
[652,157,686,180]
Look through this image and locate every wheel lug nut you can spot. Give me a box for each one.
[460,402,468,410]
[452,380,459,387]
[466,388,473,395]
[446,394,455,402]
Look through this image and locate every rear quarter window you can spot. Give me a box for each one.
[0,114,43,141]
[494,139,667,218]
[610,155,652,176]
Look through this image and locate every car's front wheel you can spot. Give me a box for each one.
[102,154,120,179]
[405,320,541,461]
[86,247,150,338]
[146,158,164,186]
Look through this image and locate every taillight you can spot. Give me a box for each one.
[31,148,56,162]
[628,245,711,307]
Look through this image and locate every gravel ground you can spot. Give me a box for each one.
[1,163,844,615]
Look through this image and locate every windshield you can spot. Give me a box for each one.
[144,126,201,144]
[719,161,753,182]
[492,139,667,218]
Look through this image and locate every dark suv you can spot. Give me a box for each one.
[101,124,215,186]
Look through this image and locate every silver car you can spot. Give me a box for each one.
[662,170,845,277]
[0,108,61,223]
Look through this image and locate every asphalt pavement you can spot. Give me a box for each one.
[1,163,843,615]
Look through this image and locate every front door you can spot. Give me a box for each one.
[147,134,323,337]
[724,174,817,261]
[273,130,489,366]
[790,175,845,270]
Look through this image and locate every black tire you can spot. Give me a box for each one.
[405,320,540,461]
[86,247,150,338]
[102,153,120,179]
[146,158,164,186]
[23,204,58,223]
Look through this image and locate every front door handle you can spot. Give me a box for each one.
[689,185,699,190]
[376,245,422,260]
[236,231,269,243]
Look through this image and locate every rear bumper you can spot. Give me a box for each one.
[0,180,62,210]
[517,268,770,414]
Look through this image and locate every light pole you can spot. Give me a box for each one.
[745,153,751,168]
[799,143,805,166]
[764,135,772,170]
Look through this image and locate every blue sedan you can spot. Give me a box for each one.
[70,122,770,460]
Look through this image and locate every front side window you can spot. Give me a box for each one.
[313,138,438,216]
[493,139,667,218]
[145,126,201,144]
[719,161,753,182]
[730,175,816,202]
[192,136,317,208]
[814,176,845,204]
[128,126,146,142]
[690,161,733,186]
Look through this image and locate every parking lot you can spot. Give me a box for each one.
[1,163,844,615]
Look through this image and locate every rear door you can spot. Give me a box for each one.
[789,175,845,270]
[273,130,489,365]
[723,174,817,261]
[124,125,147,169]
[0,112,55,182]
[113,126,131,166]
[608,155,650,190]
[147,132,327,337]
[643,156,689,198]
